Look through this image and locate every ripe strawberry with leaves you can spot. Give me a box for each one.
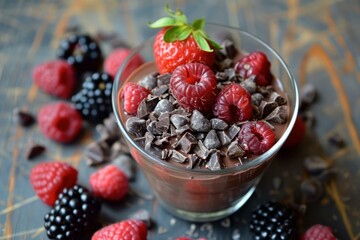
[149,5,221,74]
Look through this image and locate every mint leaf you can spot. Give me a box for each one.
[193,31,212,52]
[192,18,205,30]
[148,17,177,28]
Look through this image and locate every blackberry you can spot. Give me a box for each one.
[44,185,101,240]
[57,34,102,73]
[249,201,298,240]
[72,72,113,124]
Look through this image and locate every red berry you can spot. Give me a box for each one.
[170,63,217,113]
[90,165,128,201]
[302,224,336,240]
[120,82,150,115]
[30,161,77,206]
[284,116,306,148]
[213,83,252,123]
[238,121,276,155]
[153,28,215,74]
[92,219,147,240]
[104,48,144,81]
[32,60,76,99]
[38,102,83,143]
[235,51,272,86]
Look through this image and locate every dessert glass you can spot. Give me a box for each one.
[112,24,299,222]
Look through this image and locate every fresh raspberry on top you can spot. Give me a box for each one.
[32,60,76,99]
[38,102,83,143]
[235,51,272,86]
[283,116,306,148]
[91,219,147,240]
[238,121,276,155]
[213,83,252,123]
[30,161,78,206]
[104,48,144,81]
[302,224,336,240]
[170,63,217,113]
[90,165,128,201]
[120,82,150,115]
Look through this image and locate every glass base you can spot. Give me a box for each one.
[158,187,256,222]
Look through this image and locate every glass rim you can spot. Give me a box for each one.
[112,23,299,175]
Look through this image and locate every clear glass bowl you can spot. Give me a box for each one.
[112,23,299,222]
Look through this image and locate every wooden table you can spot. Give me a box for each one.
[1,0,359,239]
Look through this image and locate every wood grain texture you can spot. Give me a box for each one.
[0,0,359,239]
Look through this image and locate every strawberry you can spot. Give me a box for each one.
[92,219,147,240]
[149,5,221,74]
[30,161,78,206]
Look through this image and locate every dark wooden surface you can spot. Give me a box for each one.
[1,0,360,239]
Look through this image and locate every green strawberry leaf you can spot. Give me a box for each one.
[193,31,212,52]
[165,4,188,23]
[164,26,189,43]
[204,36,222,50]
[192,18,205,31]
[177,26,192,40]
[148,17,177,28]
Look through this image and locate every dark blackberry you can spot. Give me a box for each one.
[249,201,298,240]
[57,34,102,73]
[71,72,113,124]
[44,185,101,240]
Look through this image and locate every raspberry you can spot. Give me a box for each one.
[238,121,276,155]
[38,102,83,143]
[104,48,144,81]
[302,224,336,240]
[120,82,150,115]
[169,63,217,113]
[213,83,252,123]
[32,60,76,99]
[284,116,306,148]
[91,219,147,240]
[235,51,272,86]
[30,161,77,206]
[90,165,128,201]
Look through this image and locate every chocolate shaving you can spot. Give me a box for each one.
[215,50,227,62]
[174,132,197,154]
[85,141,110,166]
[175,125,191,135]
[170,114,189,129]
[144,132,155,151]
[221,39,238,59]
[226,141,245,158]
[161,149,171,159]
[147,121,162,136]
[217,130,232,146]
[203,130,221,149]
[211,118,228,130]
[269,92,286,106]
[154,136,169,147]
[240,77,257,94]
[152,85,169,96]
[265,105,288,124]
[170,149,187,163]
[26,143,45,160]
[187,154,199,169]
[137,98,159,119]
[126,117,146,137]
[224,68,239,82]
[157,73,171,86]
[140,74,157,90]
[13,108,35,127]
[259,101,278,118]
[195,133,206,140]
[110,141,130,158]
[190,110,211,132]
[206,151,222,170]
[154,99,174,113]
[226,125,240,141]
[156,113,170,132]
[251,93,264,106]
[194,140,210,160]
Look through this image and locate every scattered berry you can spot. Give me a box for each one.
[250,201,298,240]
[104,48,144,81]
[120,82,150,115]
[235,51,272,86]
[44,185,101,240]
[91,219,147,240]
[213,83,252,123]
[283,116,306,148]
[32,60,76,99]
[71,72,113,124]
[302,224,336,240]
[30,161,77,206]
[170,63,217,113]
[38,102,83,143]
[57,34,102,73]
[238,121,276,155]
[90,165,128,201]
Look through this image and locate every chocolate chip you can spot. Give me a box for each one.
[215,71,229,82]
[26,143,45,160]
[152,85,169,96]
[170,114,189,129]
[328,133,345,148]
[269,92,286,106]
[251,93,264,106]
[217,130,232,146]
[226,141,244,158]
[154,136,169,147]
[206,151,222,170]
[203,130,221,149]
[154,99,174,113]
[195,133,206,140]
[157,112,170,132]
[144,132,155,151]
[170,149,187,163]
[258,85,274,96]
[161,149,171,159]
[112,154,135,180]
[175,124,191,135]
[300,178,323,203]
[137,98,159,119]
[226,124,240,141]
[301,84,317,105]
[13,108,35,127]
[157,73,171,86]
[194,140,210,159]
[85,141,110,166]
[265,105,288,124]
[190,110,211,132]
[259,101,278,118]
[174,132,197,154]
[224,68,239,82]
[140,74,158,90]
[211,118,228,130]
[126,117,146,137]
[147,121,162,136]
[240,78,257,94]
[130,209,152,227]
[187,155,199,169]
[304,155,330,175]
[221,39,238,59]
